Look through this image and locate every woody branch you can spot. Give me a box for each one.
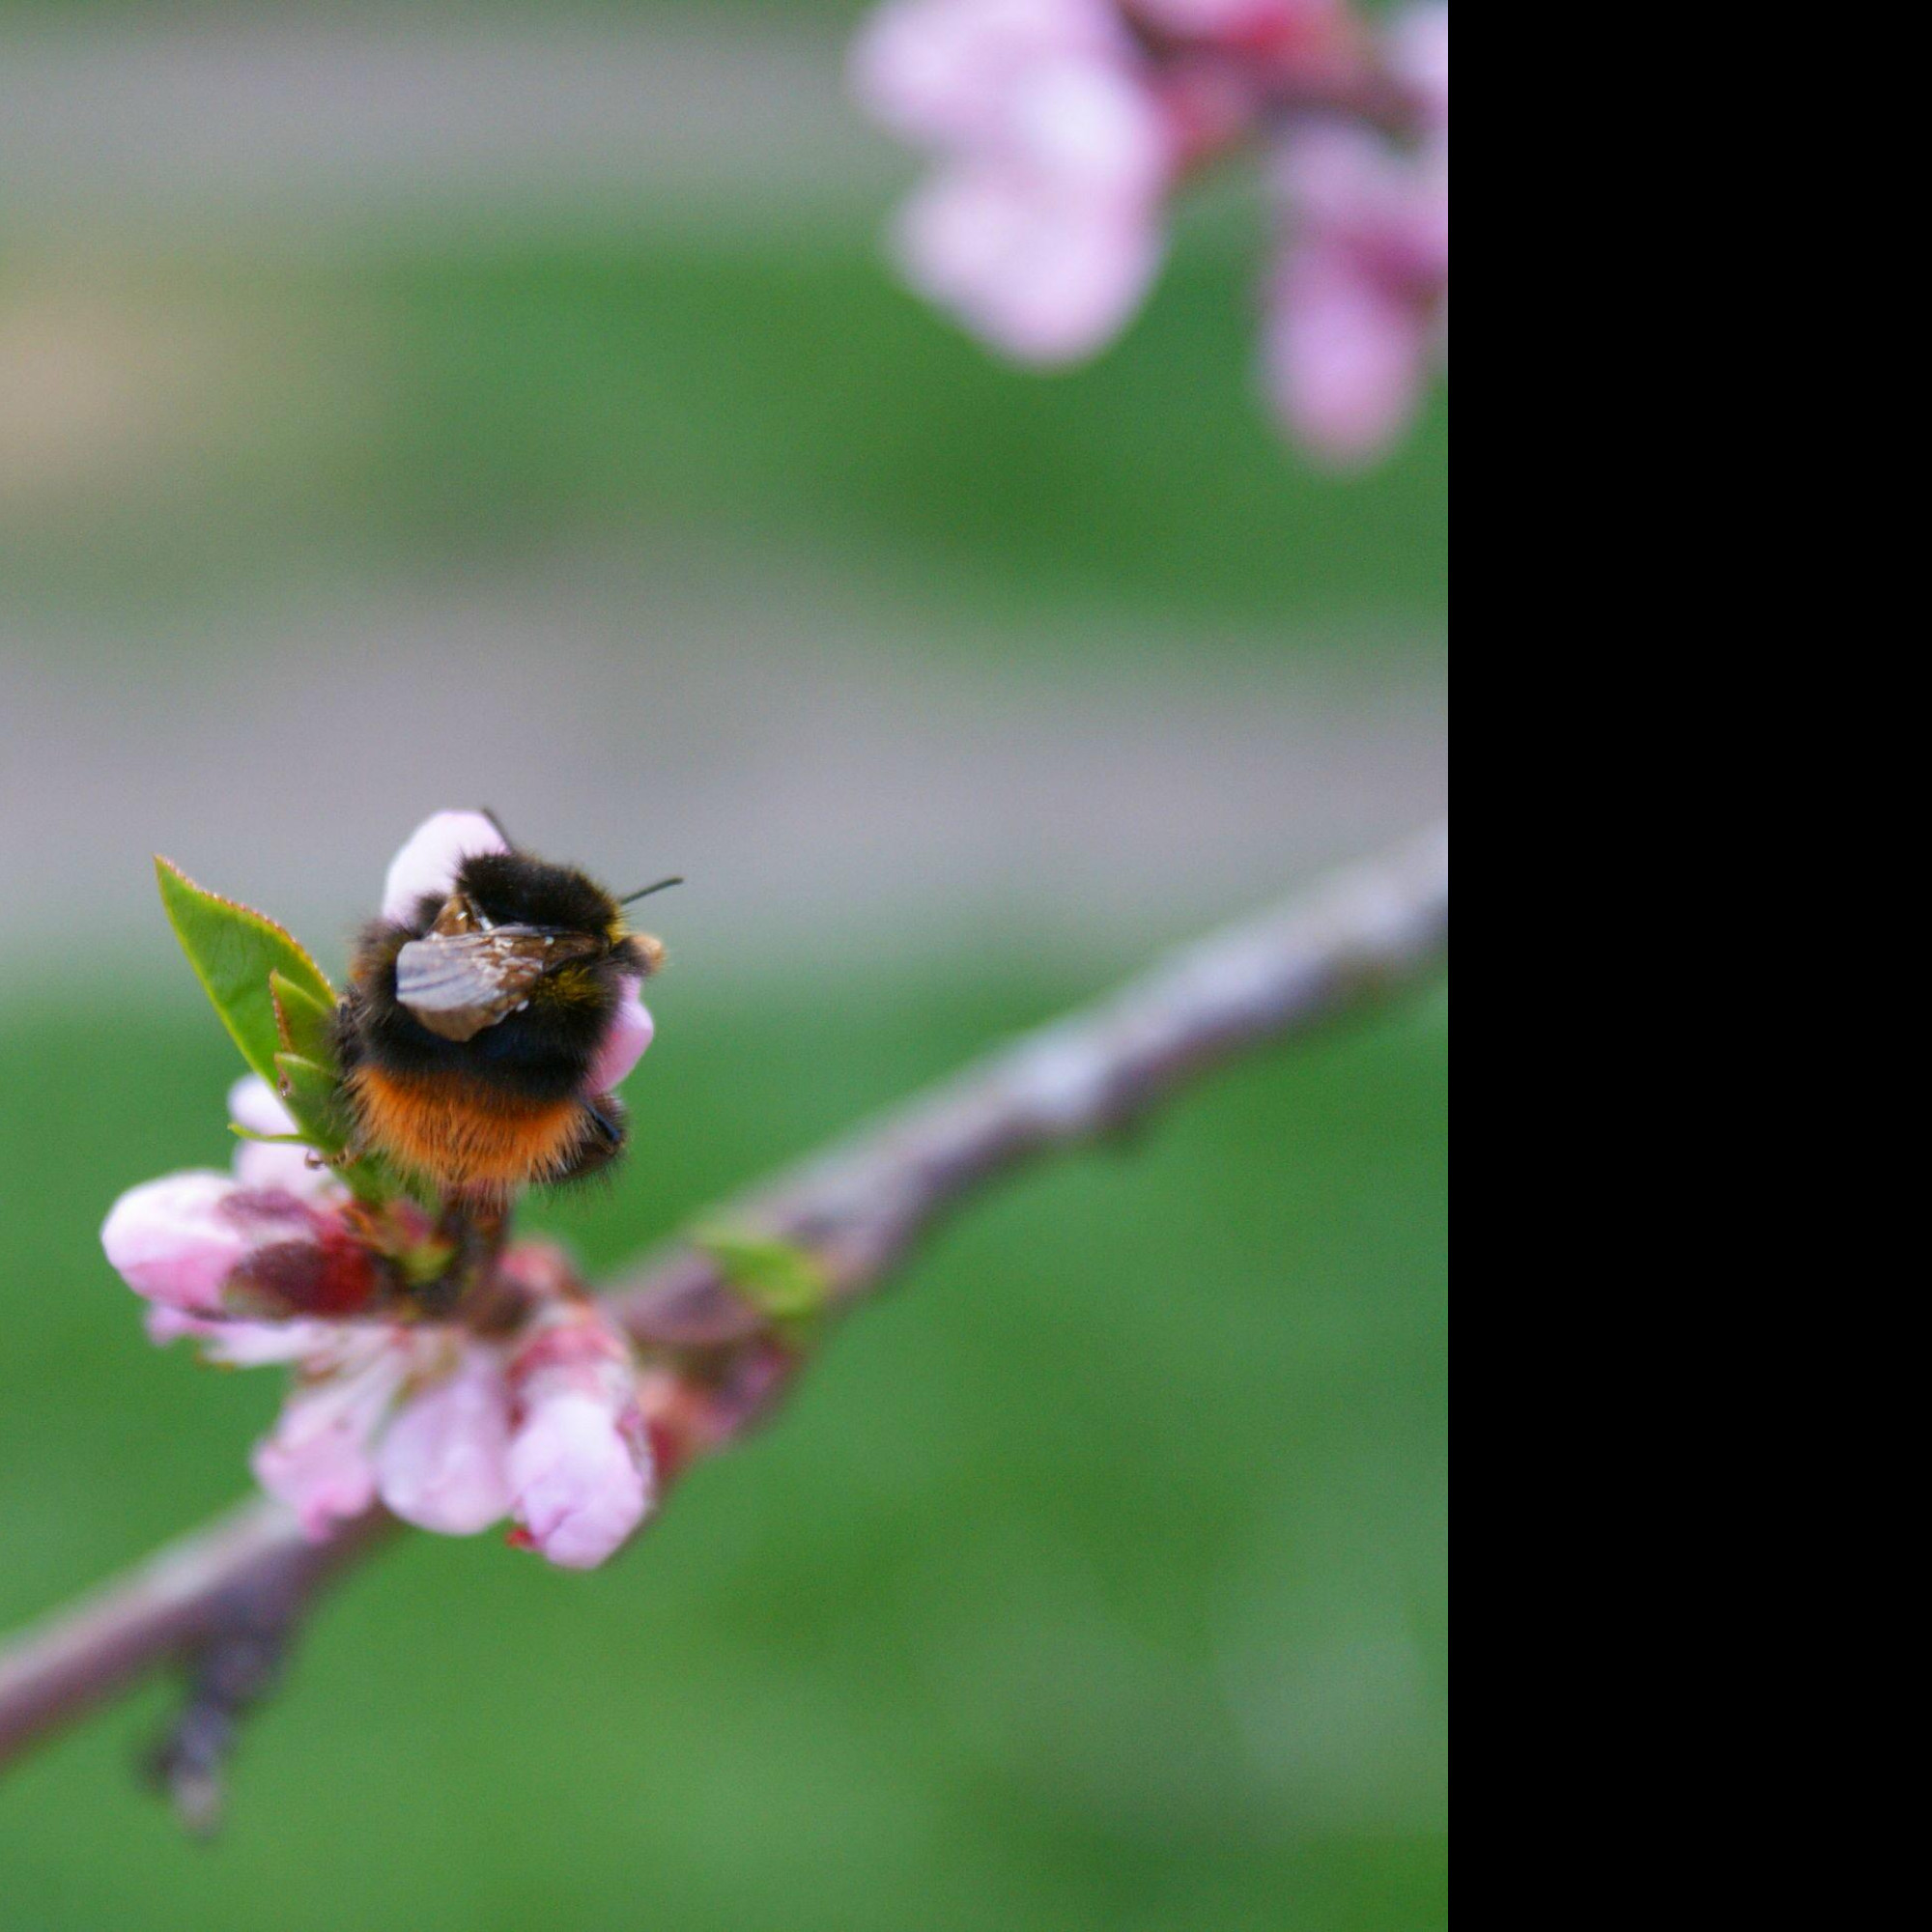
[0,821,1448,1776]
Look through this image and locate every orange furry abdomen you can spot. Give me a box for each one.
[348,1065,588,1199]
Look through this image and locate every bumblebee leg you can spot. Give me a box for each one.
[418,1197,510,1317]
[556,1094,628,1185]
[316,1122,375,1173]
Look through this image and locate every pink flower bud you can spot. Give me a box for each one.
[585,977,654,1095]
[507,1310,653,1570]
[377,1348,515,1536]
[507,1395,651,1571]
[252,1338,412,1537]
[102,1169,377,1321]
[101,1172,258,1315]
[381,810,509,924]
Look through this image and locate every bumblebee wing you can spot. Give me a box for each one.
[395,928,561,1042]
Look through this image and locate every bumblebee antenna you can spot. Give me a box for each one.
[618,876,684,906]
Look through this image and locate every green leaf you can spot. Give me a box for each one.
[696,1228,832,1341]
[156,857,335,1092]
[270,969,340,1071]
[272,1052,401,1207]
[272,1052,345,1151]
[153,858,405,1208]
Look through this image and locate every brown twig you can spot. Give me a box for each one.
[0,824,1448,1779]
[0,1500,392,1779]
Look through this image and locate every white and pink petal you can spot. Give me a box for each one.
[378,1349,516,1536]
[252,1339,412,1538]
[585,978,654,1095]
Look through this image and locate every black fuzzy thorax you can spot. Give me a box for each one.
[338,852,646,1105]
[458,851,622,937]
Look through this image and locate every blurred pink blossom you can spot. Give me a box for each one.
[855,0,1131,148]
[507,1306,655,1570]
[103,1073,355,1320]
[856,0,1174,363]
[854,0,1449,458]
[101,1167,368,1319]
[1264,120,1447,465]
[103,1163,376,1324]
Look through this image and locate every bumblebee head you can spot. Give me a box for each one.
[452,852,625,945]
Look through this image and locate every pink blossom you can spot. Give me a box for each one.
[102,1172,248,1314]
[586,977,654,1094]
[508,1397,650,1571]
[858,0,1174,364]
[1287,121,1448,273]
[251,1336,415,1537]
[102,1172,274,1316]
[377,1347,515,1535]
[103,1156,378,1325]
[507,1308,653,1570]
[1266,125,1447,465]
[380,809,509,924]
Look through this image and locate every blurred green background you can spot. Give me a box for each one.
[0,4,1446,1927]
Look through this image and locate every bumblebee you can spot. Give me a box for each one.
[336,843,677,1202]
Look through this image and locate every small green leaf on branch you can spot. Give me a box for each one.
[271,1053,344,1151]
[696,1228,832,1342]
[270,970,339,1071]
